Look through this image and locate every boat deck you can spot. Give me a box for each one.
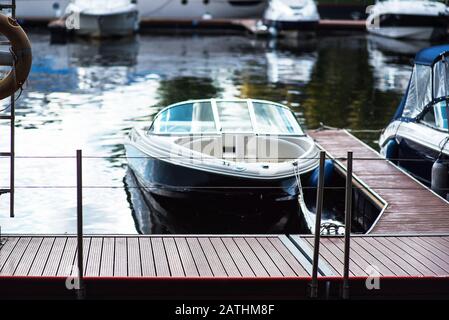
[1,234,449,298]
[309,129,449,234]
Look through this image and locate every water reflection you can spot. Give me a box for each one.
[0,32,445,234]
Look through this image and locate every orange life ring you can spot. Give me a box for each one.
[0,14,32,100]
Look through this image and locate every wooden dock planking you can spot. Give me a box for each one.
[28,237,55,276]
[209,237,241,277]
[1,235,449,298]
[139,238,156,277]
[197,237,228,277]
[1,237,31,275]
[86,237,102,277]
[175,237,199,277]
[99,237,114,277]
[186,238,213,277]
[309,129,449,234]
[42,237,66,276]
[0,235,448,279]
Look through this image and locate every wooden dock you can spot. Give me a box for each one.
[309,129,449,234]
[0,234,449,299]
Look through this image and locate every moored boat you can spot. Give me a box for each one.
[366,0,449,40]
[263,0,320,33]
[124,98,320,219]
[379,45,449,199]
[64,0,139,37]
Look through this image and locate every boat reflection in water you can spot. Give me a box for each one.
[124,169,304,234]
[367,35,429,93]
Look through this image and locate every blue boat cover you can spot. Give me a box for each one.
[414,44,449,66]
[393,45,449,121]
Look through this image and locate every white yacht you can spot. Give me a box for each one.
[64,0,139,37]
[366,0,449,40]
[264,0,320,32]
[14,0,267,21]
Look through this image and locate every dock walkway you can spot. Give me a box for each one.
[309,129,449,234]
[1,234,449,298]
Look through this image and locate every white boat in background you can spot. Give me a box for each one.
[15,0,69,21]
[65,0,139,37]
[14,0,268,22]
[366,0,449,40]
[264,0,320,32]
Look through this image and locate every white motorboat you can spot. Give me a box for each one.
[263,0,320,32]
[14,0,267,22]
[379,45,449,198]
[64,0,139,37]
[366,0,449,40]
[124,98,320,218]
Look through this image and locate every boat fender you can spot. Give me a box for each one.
[431,160,449,198]
[308,159,334,188]
[384,138,398,162]
[0,14,32,100]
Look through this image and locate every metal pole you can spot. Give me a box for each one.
[342,151,353,299]
[9,92,14,218]
[76,149,85,299]
[310,151,325,298]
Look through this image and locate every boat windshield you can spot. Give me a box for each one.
[150,100,304,135]
[402,59,449,119]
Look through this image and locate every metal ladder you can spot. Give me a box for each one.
[0,0,16,218]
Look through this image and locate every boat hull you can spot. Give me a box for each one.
[125,143,302,203]
[367,14,449,40]
[75,11,139,37]
[264,20,319,31]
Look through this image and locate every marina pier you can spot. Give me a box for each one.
[2,131,449,299]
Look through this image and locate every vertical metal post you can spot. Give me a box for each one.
[342,151,353,299]
[12,0,16,18]
[310,151,325,298]
[76,149,85,299]
[9,93,14,218]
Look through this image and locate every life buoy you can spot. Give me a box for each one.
[0,13,32,100]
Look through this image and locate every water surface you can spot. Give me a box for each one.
[0,31,441,234]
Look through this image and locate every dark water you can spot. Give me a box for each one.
[0,31,442,234]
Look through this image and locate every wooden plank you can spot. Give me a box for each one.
[257,238,296,277]
[0,237,19,271]
[151,238,170,276]
[221,238,254,277]
[57,237,77,276]
[163,238,184,277]
[233,238,269,277]
[372,237,432,275]
[127,237,141,277]
[198,238,227,277]
[277,236,312,276]
[139,238,156,277]
[245,238,282,277]
[114,237,127,277]
[28,237,55,276]
[336,237,396,276]
[86,237,103,277]
[186,238,213,277]
[209,238,241,277]
[399,237,449,273]
[1,238,32,275]
[43,237,66,276]
[100,237,114,277]
[387,237,447,275]
[309,129,449,234]
[303,238,343,276]
[72,238,91,276]
[175,237,199,277]
[14,237,43,276]
[355,237,408,276]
